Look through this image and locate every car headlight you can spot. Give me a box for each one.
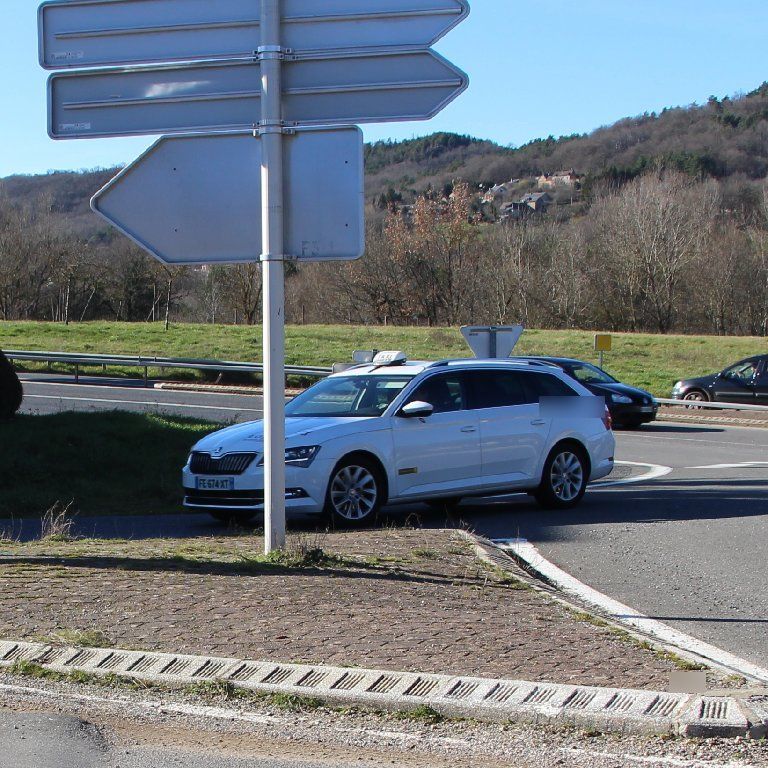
[671,381,683,394]
[610,394,633,404]
[259,446,320,468]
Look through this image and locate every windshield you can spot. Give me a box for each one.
[564,362,618,385]
[286,375,413,418]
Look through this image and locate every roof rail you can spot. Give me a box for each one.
[426,360,453,368]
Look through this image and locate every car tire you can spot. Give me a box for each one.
[682,390,708,409]
[324,456,384,527]
[209,510,258,526]
[426,497,463,512]
[535,445,588,510]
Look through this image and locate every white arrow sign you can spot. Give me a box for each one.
[40,0,469,69]
[48,49,468,139]
[91,127,364,265]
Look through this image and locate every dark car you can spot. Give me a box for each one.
[671,355,768,405]
[521,356,657,428]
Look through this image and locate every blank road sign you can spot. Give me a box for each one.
[461,326,525,359]
[49,50,468,138]
[39,0,470,69]
[91,127,364,265]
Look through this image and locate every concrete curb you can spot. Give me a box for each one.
[657,412,768,428]
[154,382,305,396]
[0,638,763,738]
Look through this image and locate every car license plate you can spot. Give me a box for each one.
[640,406,655,413]
[196,477,235,491]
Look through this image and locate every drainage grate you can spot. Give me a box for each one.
[160,658,193,676]
[96,652,127,671]
[404,677,439,698]
[228,663,260,682]
[446,681,479,700]
[261,666,293,685]
[563,690,597,710]
[2,645,32,663]
[368,674,401,694]
[331,672,366,691]
[645,695,680,718]
[64,649,96,667]
[523,686,558,706]
[193,660,227,679]
[700,699,729,720]
[33,648,66,666]
[127,655,161,674]
[604,693,635,713]
[297,670,327,689]
[484,683,519,703]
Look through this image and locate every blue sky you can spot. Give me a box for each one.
[2,0,767,177]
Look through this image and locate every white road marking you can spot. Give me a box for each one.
[22,377,255,399]
[23,393,262,413]
[496,538,768,684]
[687,462,768,470]
[593,460,672,487]
[622,434,765,449]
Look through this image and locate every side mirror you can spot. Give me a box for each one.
[399,400,434,419]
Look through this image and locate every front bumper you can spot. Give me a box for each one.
[181,459,333,515]
[608,402,658,425]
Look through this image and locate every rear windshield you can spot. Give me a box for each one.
[286,375,413,418]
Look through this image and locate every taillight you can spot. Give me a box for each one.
[602,406,612,431]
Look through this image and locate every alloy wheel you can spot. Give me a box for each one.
[330,464,378,521]
[550,451,584,502]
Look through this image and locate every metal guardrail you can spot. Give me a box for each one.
[5,349,332,386]
[655,397,768,412]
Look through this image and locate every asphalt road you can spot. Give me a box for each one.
[12,374,768,672]
[19,374,265,421]
[0,710,367,768]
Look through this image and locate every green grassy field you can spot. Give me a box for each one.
[2,321,766,396]
[0,412,214,518]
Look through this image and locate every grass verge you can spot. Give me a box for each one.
[0,411,214,518]
[3,320,767,396]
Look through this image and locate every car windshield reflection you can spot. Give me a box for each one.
[286,375,413,418]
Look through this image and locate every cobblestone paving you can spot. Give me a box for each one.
[0,529,681,689]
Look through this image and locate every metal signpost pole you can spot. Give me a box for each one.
[260,0,286,553]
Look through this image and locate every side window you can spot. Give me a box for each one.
[723,361,757,382]
[465,371,535,410]
[409,374,464,414]
[521,372,579,400]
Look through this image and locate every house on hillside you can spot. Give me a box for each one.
[537,169,581,189]
[481,178,521,203]
[499,192,552,221]
[520,192,551,212]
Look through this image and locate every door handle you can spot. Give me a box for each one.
[460,426,477,433]
[530,419,546,426]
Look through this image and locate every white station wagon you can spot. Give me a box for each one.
[182,352,615,526]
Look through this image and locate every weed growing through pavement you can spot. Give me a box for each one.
[48,629,113,648]
[393,705,444,725]
[40,501,77,542]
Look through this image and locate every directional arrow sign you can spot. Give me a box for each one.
[91,127,364,264]
[40,0,469,69]
[48,49,467,138]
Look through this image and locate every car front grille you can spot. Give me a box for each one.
[189,452,257,475]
